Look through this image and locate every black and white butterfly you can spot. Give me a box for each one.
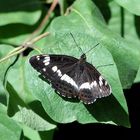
[29,52,111,104]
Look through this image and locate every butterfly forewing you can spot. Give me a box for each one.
[30,55,80,98]
[29,54,111,104]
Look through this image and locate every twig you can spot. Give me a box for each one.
[28,0,59,40]
[0,32,50,63]
[29,32,50,44]
[0,0,58,63]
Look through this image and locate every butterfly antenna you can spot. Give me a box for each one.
[85,43,99,54]
[70,32,83,53]
[96,63,114,69]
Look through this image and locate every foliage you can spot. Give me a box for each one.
[0,0,140,139]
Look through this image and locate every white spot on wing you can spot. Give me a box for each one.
[60,74,67,80]
[79,82,91,90]
[57,69,62,77]
[109,84,112,94]
[52,66,58,72]
[99,89,102,92]
[44,56,50,61]
[36,56,40,60]
[61,94,66,97]
[91,81,97,87]
[43,68,46,72]
[80,81,99,90]
[105,81,108,86]
[99,76,103,86]
[44,61,49,66]
[61,74,78,89]
[43,56,50,66]
[52,66,62,77]
[99,76,103,81]
[43,59,49,63]
[67,96,72,98]
[99,80,103,86]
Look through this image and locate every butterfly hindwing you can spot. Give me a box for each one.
[29,54,111,104]
[78,62,111,104]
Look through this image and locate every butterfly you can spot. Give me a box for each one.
[29,53,111,104]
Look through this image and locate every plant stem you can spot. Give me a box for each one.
[28,0,59,40]
[0,32,50,63]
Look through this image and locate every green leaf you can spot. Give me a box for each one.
[0,45,15,82]
[13,107,56,131]
[25,31,129,127]
[49,0,140,89]
[24,0,132,127]
[7,56,36,104]
[0,44,17,105]
[6,81,28,116]
[5,52,56,133]
[108,1,140,44]
[108,2,122,34]
[0,81,7,105]
[0,0,41,26]
[108,1,140,84]
[0,103,7,114]
[21,124,54,140]
[21,124,42,140]
[0,104,22,140]
[134,65,140,83]
[0,0,43,45]
[114,0,140,16]
[77,0,140,88]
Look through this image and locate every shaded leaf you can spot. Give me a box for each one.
[48,0,140,89]
[6,82,28,116]
[21,125,54,140]
[21,124,42,140]
[0,0,42,26]
[13,107,56,131]
[108,1,140,84]
[25,32,129,127]
[0,104,22,140]
[7,56,36,104]
[0,0,43,45]
[0,103,7,114]
[134,66,140,83]
[25,0,131,127]
[108,1,140,44]
[0,45,15,82]
[115,0,140,16]
[0,81,7,105]
[0,44,16,105]
[108,2,121,34]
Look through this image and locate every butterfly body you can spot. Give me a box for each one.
[29,54,111,104]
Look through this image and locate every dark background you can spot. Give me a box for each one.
[53,83,140,139]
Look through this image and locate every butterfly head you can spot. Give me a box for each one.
[80,53,86,62]
[79,53,86,64]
